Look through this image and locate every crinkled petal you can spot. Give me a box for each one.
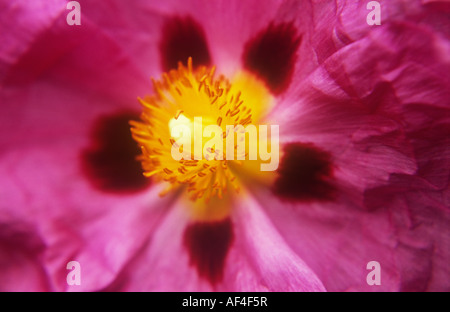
[263,19,449,291]
[247,181,449,291]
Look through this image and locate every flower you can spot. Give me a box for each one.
[0,0,449,292]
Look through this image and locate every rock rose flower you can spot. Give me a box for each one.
[0,0,449,291]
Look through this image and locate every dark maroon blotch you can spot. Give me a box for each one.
[242,22,301,95]
[159,16,212,71]
[273,143,336,202]
[183,218,234,285]
[81,111,150,194]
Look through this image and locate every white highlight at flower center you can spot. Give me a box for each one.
[170,116,279,171]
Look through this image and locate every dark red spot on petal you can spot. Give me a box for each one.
[273,143,336,202]
[183,218,234,285]
[81,111,150,194]
[242,22,301,95]
[159,16,212,71]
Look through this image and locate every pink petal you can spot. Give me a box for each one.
[0,220,50,291]
[104,197,325,291]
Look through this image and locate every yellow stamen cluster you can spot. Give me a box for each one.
[130,57,273,205]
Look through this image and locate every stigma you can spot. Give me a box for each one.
[130,58,275,215]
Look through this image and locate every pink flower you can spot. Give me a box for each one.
[1,0,449,292]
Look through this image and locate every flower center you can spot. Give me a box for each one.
[131,58,275,219]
